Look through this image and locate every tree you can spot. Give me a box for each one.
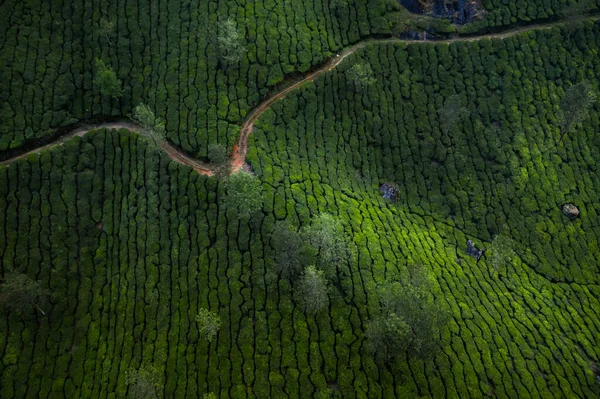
[558,80,596,143]
[94,58,123,98]
[216,18,247,64]
[223,171,263,218]
[196,308,222,342]
[207,143,229,177]
[437,94,470,134]
[346,62,376,91]
[560,0,594,20]
[98,18,116,46]
[131,103,166,146]
[365,263,449,363]
[125,365,161,399]
[296,266,329,314]
[271,221,313,279]
[301,213,351,277]
[0,271,50,315]
[487,234,516,272]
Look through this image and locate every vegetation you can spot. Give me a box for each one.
[215,19,247,64]
[131,103,166,145]
[97,18,116,46]
[270,221,312,279]
[0,272,50,315]
[93,58,123,98]
[559,80,597,143]
[346,62,376,91]
[488,234,517,272]
[437,93,470,134]
[223,170,263,218]
[125,366,162,399]
[295,266,329,314]
[1,3,600,399]
[196,308,222,343]
[366,264,449,362]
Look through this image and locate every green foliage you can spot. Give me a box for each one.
[202,393,217,399]
[301,213,350,276]
[207,143,228,165]
[271,221,313,279]
[196,308,222,343]
[131,103,166,145]
[437,94,469,134]
[367,264,449,362]
[559,80,597,142]
[125,366,162,399]
[223,171,263,218]
[98,18,116,45]
[295,266,329,314]
[346,62,376,91]
[93,58,123,98]
[0,271,50,315]
[216,18,247,64]
[488,235,516,272]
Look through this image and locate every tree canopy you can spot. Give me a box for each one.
[131,103,166,146]
[559,80,596,143]
[0,271,50,315]
[271,221,313,279]
[366,263,449,363]
[346,62,376,91]
[295,266,329,314]
[301,213,351,277]
[93,58,123,98]
[196,308,222,343]
[216,18,247,64]
[437,94,470,134]
[223,171,263,218]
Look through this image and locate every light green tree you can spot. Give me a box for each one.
[94,58,123,98]
[296,266,329,314]
[559,80,596,143]
[346,62,376,91]
[207,143,229,177]
[0,271,50,315]
[98,18,116,45]
[131,103,166,146]
[271,221,314,279]
[216,18,247,63]
[223,171,263,218]
[437,94,470,134]
[301,213,351,277]
[125,365,162,399]
[366,263,449,363]
[488,234,516,272]
[196,308,222,342]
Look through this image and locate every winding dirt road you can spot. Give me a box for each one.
[1,17,596,173]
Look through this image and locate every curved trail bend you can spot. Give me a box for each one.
[1,17,596,173]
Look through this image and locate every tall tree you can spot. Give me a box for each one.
[207,143,229,178]
[0,271,50,315]
[558,80,596,143]
[271,221,313,279]
[125,366,161,399]
[223,171,263,218]
[346,62,377,91]
[487,234,516,273]
[296,266,329,314]
[216,18,247,64]
[94,58,123,98]
[366,263,449,363]
[98,18,116,46]
[196,308,222,342]
[301,213,351,277]
[437,94,470,134]
[131,103,166,146]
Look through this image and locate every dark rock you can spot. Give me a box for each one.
[562,203,580,219]
[380,183,400,201]
[466,239,484,260]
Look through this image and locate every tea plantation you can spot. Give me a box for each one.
[1,0,600,398]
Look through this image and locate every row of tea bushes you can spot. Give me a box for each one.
[0,0,397,156]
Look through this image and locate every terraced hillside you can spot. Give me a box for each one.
[0,0,397,156]
[1,4,600,399]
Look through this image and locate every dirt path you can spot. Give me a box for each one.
[1,17,596,173]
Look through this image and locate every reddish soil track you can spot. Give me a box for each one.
[1,17,596,174]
